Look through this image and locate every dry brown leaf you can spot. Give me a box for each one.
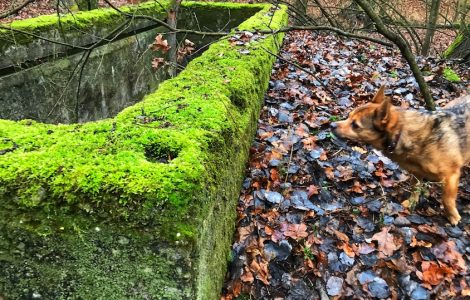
[307,184,319,197]
[339,242,356,258]
[302,136,317,150]
[240,267,254,283]
[151,57,165,70]
[333,229,350,243]
[431,241,467,273]
[349,181,364,194]
[270,168,281,182]
[283,223,309,240]
[325,166,335,179]
[417,261,454,286]
[238,225,253,243]
[371,227,401,258]
[249,259,270,285]
[149,34,170,53]
[357,242,376,255]
[336,165,354,181]
[410,236,432,248]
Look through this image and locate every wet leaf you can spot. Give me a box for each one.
[326,276,343,296]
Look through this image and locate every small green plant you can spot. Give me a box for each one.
[443,67,461,82]
[329,115,340,122]
[303,245,315,261]
[389,70,399,78]
[379,212,385,226]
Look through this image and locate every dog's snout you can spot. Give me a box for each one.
[330,122,338,129]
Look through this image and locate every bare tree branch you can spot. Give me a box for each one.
[0,24,89,49]
[422,0,442,55]
[259,45,337,99]
[353,0,435,110]
[311,0,341,29]
[266,25,393,47]
[0,0,35,19]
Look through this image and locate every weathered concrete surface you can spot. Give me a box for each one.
[0,1,260,123]
[0,28,164,123]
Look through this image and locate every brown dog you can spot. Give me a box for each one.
[331,86,470,225]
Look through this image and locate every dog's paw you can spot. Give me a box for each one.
[447,212,461,226]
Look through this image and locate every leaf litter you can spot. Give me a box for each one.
[221,31,470,299]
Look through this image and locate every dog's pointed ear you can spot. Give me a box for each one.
[375,96,391,125]
[372,86,386,104]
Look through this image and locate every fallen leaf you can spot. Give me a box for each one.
[371,227,401,258]
[417,261,454,286]
[149,34,170,53]
[283,223,309,240]
[240,268,254,283]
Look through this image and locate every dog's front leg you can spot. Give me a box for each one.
[442,171,461,225]
[407,176,421,208]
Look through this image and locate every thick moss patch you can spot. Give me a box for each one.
[443,66,461,82]
[0,3,288,299]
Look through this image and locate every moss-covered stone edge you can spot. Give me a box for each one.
[0,4,287,244]
[443,33,464,58]
[0,0,266,42]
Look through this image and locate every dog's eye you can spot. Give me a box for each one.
[351,120,359,129]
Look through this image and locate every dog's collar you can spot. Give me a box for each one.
[386,130,402,153]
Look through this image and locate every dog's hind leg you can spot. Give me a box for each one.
[442,171,462,225]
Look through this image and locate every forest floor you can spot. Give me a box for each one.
[1,1,469,299]
[221,31,470,299]
[0,0,131,23]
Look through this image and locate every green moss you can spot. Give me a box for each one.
[0,0,267,42]
[0,3,285,242]
[443,66,461,82]
[443,34,464,58]
[183,0,266,10]
[0,3,288,299]
[3,1,167,32]
[0,1,169,48]
[0,209,193,299]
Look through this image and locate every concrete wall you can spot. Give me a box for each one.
[0,2,259,123]
[1,28,164,123]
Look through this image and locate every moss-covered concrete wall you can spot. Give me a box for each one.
[0,3,288,299]
[444,32,469,61]
[0,1,262,123]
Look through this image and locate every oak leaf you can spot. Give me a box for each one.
[371,227,400,258]
[149,34,170,53]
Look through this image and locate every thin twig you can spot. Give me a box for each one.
[259,45,337,99]
[0,0,35,19]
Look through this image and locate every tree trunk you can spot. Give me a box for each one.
[421,0,441,56]
[293,0,308,26]
[353,0,435,110]
[75,0,98,11]
[167,0,181,77]
[454,0,468,23]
